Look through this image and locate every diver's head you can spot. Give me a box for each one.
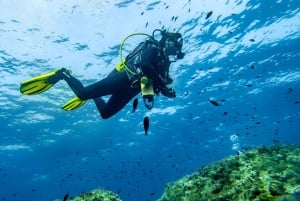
[157,30,185,62]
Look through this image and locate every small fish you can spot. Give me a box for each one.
[143,116,150,135]
[63,194,69,201]
[286,88,293,94]
[209,99,220,106]
[132,98,138,113]
[205,11,213,19]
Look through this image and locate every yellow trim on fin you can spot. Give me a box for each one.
[62,97,87,111]
[20,70,58,95]
[20,68,71,95]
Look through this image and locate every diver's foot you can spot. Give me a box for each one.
[47,68,71,84]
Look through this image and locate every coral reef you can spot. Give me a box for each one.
[157,144,300,201]
[57,188,122,201]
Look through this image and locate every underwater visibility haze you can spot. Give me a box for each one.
[0,0,299,200]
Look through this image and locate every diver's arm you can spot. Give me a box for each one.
[160,87,176,97]
[140,47,176,98]
[140,47,166,86]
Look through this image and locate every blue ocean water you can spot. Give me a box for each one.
[0,0,299,201]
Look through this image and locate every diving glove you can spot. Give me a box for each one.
[165,76,173,85]
[161,87,176,98]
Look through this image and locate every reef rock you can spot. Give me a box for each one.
[56,188,122,201]
[158,145,300,201]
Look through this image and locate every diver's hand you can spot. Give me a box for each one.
[161,87,176,98]
[165,76,173,85]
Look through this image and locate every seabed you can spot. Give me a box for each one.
[158,144,300,201]
[55,144,300,201]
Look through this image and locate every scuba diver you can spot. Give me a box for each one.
[20,29,185,119]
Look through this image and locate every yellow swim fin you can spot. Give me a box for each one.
[62,97,87,111]
[20,68,70,95]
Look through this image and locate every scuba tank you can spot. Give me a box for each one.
[116,30,169,110]
[116,33,156,75]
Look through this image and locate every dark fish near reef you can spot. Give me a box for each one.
[205,11,213,19]
[209,99,220,106]
[143,116,149,135]
[63,194,69,201]
[132,98,138,113]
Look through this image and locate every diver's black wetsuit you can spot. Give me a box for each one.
[62,44,171,119]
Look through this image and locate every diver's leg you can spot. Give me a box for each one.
[60,73,86,97]
[93,98,106,116]
[61,70,128,100]
[94,90,139,119]
[58,69,139,118]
